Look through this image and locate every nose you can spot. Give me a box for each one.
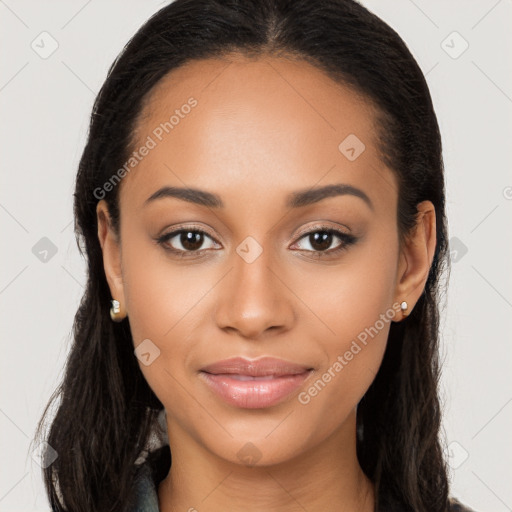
[213,246,295,340]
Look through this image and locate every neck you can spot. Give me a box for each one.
[157,408,375,512]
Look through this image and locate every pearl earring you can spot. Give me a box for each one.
[110,299,124,322]
[400,300,409,317]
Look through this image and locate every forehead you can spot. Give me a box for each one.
[120,54,397,214]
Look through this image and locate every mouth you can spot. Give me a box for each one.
[199,357,314,409]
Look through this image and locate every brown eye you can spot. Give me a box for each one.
[178,231,205,251]
[306,231,335,251]
[292,227,358,258]
[157,228,218,255]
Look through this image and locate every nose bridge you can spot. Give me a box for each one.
[234,234,276,294]
[213,233,294,338]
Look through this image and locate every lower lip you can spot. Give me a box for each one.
[199,371,313,409]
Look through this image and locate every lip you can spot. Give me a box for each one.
[199,357,314,409]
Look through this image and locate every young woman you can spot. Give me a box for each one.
[35,1,477,510]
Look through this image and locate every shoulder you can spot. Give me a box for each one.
[449,496,478,512]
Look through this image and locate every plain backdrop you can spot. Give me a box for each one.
[1,1,511,510]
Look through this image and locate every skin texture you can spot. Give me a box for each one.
[96,55,436,512]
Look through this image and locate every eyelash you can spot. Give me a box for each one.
[155,224,358,259]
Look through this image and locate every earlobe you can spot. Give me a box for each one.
[394,201,437,320]
[96,200,127,321]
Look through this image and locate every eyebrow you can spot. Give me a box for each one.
[144,183,374,211]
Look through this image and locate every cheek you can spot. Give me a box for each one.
[333,227,398,326]
[289,228,398,424]
[292,222,399,344]
[121,232,209,341]
[293,291,394,444]
[293,335,387,449]
[120,236,217,399]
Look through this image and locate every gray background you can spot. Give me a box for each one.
[1,1,511,510]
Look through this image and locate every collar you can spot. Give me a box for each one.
[126,446,171,512]
[127,462,161,512]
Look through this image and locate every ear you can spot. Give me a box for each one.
[96,200,127,318]
[394,200,437,319]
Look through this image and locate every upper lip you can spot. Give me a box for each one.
[200,357,312,377]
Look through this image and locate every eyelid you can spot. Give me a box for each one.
[292,221,352,240]
[158,223,218,241]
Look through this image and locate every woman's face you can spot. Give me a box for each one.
[97,55,433,467]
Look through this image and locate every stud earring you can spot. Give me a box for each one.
[110,299,125,322]
[400,300,409,317]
